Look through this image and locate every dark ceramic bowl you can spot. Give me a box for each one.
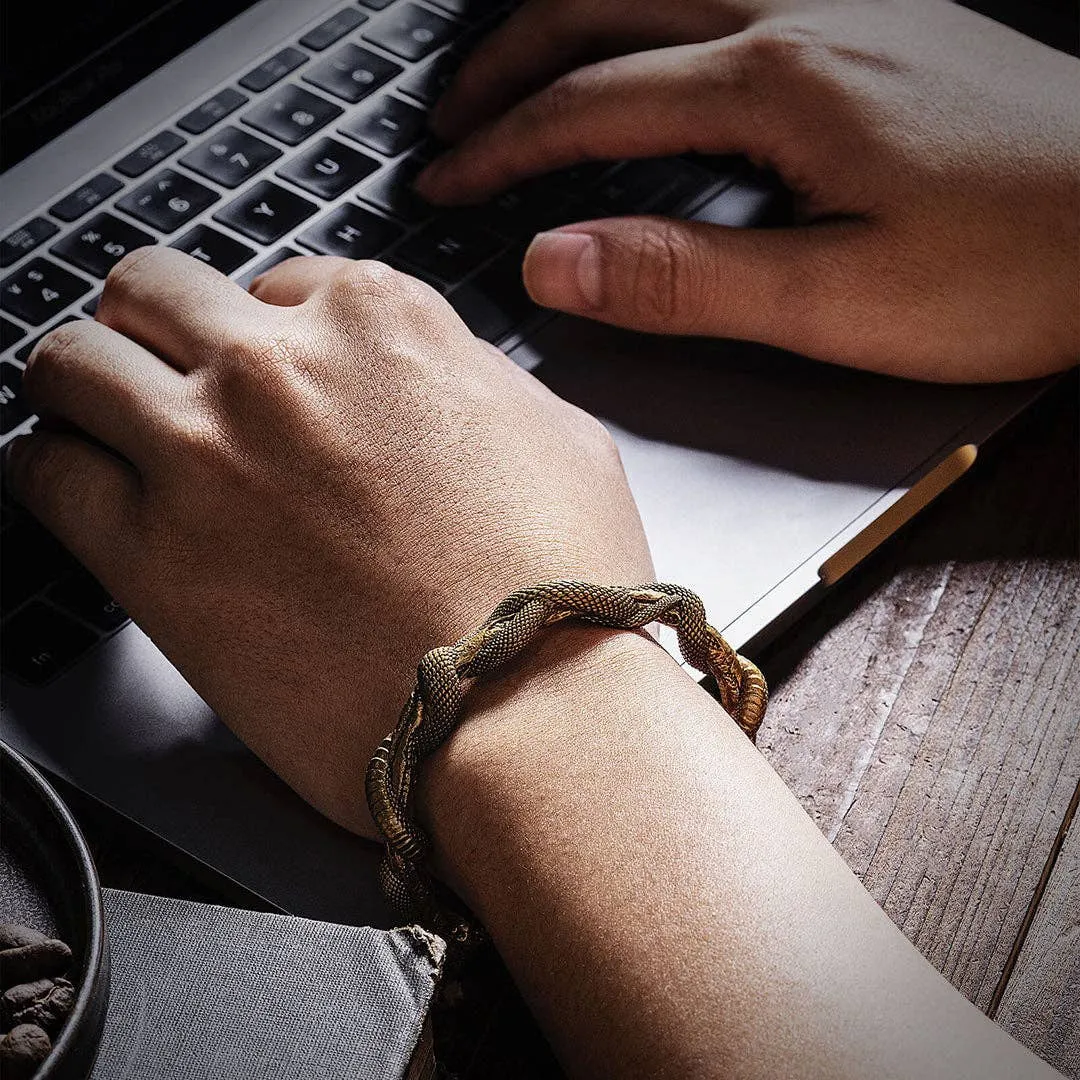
[0,741,109,1078]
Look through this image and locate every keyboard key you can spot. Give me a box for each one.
[82,295,100,316]
[2,520,79,616]
[1,601,98,685]
[177,87,249,135]
[448,248,538,342]
[300,7,367,50]
[471,183,571,240]
[239,47,308,93]
[363,3,457,61]
[116,169,219,233]
[48,571,129,633]
[236,247,302,288]
[2,219,60,269]
[358,156,433,223]
[395,49,461,106]
[1,317,25,352]
[49,174,125,223]
[114,130,187,178]
[303,43,402,105]
[1,360,29,434]
[14,316,81,364]
[1,259,90,326]
[359,0,396,8]
[297,204,403,259]
[213,180,318,245]
[381,258,447,293]
[393,218,503,285]
[171,224,256,274]
[276,137,379,200]
[592,159,717,216]
[51,213,156,279]
[243,84,343,146]
[180,127,282,188]
[340,95,425,157]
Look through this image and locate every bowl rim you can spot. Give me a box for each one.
[1,740,109,1076]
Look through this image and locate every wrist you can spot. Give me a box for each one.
[417,625,694,904]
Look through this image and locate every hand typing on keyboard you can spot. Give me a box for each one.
[4,246,653,837]
[416,0,1080,383]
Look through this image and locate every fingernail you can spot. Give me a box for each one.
[525,231,602,311]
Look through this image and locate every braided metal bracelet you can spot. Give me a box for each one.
[365,581,769,945]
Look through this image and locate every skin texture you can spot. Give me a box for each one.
[5,248,653,837]
[2,4,1077,1076]
[417,0,1080,382]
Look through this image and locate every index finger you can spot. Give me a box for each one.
[416,41,769,206]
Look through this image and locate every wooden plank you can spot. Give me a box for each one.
[994,782,1080,1077]
[755,376,1080,1014]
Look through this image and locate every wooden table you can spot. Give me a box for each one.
[80,371,1079,1078]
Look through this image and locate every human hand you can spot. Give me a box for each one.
[418,0,1080,382]
[4,249,653,837]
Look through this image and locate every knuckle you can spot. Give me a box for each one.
[620,224,704,328]
[11,435,65,499]
[101,244,161,303]
[737,22,825,78]
[323,259,403,308]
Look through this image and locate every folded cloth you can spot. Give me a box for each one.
[91,889,443,1080]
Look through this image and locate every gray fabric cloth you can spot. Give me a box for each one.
[91,889,444,1079]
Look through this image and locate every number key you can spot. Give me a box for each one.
[180,127,281,188]
[116,169,219,233]
[303,44,402,105]
[51,213,157,278]
[242,84,343,146]
[362,3,457,62]
[1,259,91,326]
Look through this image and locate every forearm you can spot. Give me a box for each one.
[423,628,1055,1080]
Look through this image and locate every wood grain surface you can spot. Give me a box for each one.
[756,372,1079,1069]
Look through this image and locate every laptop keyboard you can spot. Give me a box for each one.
[0,0,740,686]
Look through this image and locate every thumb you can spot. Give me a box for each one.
[522,216,863,358]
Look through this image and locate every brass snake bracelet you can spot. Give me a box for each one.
[365,581,769,945]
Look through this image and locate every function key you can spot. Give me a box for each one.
[213,180,318,245]
[303,43,402,105]
[239,47,308,93]
[276,137,379,200]
[1,260,90,326]
[297,203,402,259]
[179,126,281,188]
[242,84,343,146]
[114,130,187,178]
[14,316,81,364]
[171,224,256,275]
[116,169,219,233]
[340,95,425,157]
[177,87,249,135]
[1,601,98,686]
[1,360,29,435]
[1,317,25,352]
[49,174,125,223]
[1,218,60,269]
[363,3,457,62]
[236,247,302,288]
[51,213,156,279]
[300,7,367,51]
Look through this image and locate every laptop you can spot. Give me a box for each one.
[0,0,1045,925]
